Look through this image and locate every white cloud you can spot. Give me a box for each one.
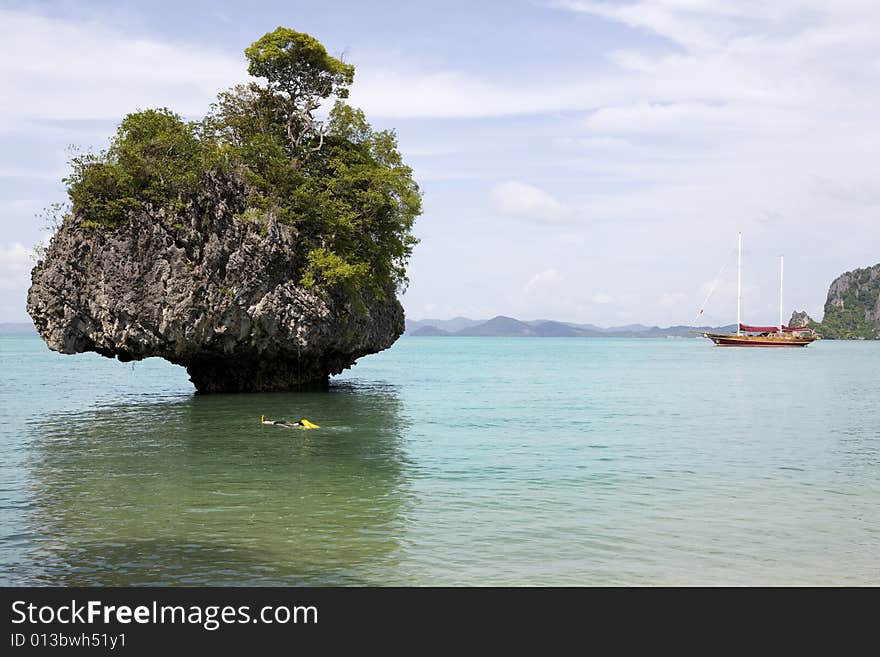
[591,292,613,304]
[0,9,245,125]
[0,243,32,291]
[553,0,793,51]
[658,292,687,306]
[0,199,41,213]
[491,181,571,223]
[351,2,880,121]
[349,68,630,119]
[524,268,563,294]
[0,8,618,125]
[583,101,812,139]
[809,175,880,207]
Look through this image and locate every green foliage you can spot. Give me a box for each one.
[65,109,204,227]
[202,83,291,176]
[315,104,420,293]
[244,27,354,160]
[245,27,354,100]
[110,108,203,209]
[301,248,370,290]
[59,28,421,298]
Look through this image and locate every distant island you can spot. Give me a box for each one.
[406,316,737,338]
[791,262,880,339]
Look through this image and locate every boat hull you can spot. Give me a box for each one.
[703,332,817,347]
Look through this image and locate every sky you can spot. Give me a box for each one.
[1,0,879,326]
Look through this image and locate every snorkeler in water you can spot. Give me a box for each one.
[260,415,320,429]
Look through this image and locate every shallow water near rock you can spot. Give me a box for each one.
[1,335,878,585]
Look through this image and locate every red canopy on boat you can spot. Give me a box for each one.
[739,323,778,333]
[739,323,811,333]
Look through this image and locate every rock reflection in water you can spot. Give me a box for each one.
[22,382,411,585]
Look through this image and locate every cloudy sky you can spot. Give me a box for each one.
[2,0,878,326]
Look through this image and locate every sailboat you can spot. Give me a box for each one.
[702,233,818,347]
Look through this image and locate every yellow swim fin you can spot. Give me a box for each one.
[300,419,320,429]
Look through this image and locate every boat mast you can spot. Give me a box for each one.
[779,255,784,331]
[737,232,742,335]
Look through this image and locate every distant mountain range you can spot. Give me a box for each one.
[406,316,736,338]
[1,317,737,339]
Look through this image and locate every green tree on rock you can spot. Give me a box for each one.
[245,27,355,163]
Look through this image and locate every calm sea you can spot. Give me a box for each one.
[0,335,877,585]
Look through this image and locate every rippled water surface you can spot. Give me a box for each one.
[1,335,878,585]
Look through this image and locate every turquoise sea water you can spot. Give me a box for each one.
[0,334,878,585]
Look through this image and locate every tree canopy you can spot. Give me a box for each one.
[245,27,354,160]
[63,27,420,298]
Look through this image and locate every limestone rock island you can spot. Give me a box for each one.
[790,263,880,339]
[27,27,421,392]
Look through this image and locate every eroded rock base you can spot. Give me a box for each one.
[185,356,340,393]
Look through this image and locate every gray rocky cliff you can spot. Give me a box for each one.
[27,173,403,392]
[818,263,880,339]
[788,310,815,327]
[790,263,880,339]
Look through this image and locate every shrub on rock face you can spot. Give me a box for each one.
[28,27,421,392]
[65,109,204,228]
